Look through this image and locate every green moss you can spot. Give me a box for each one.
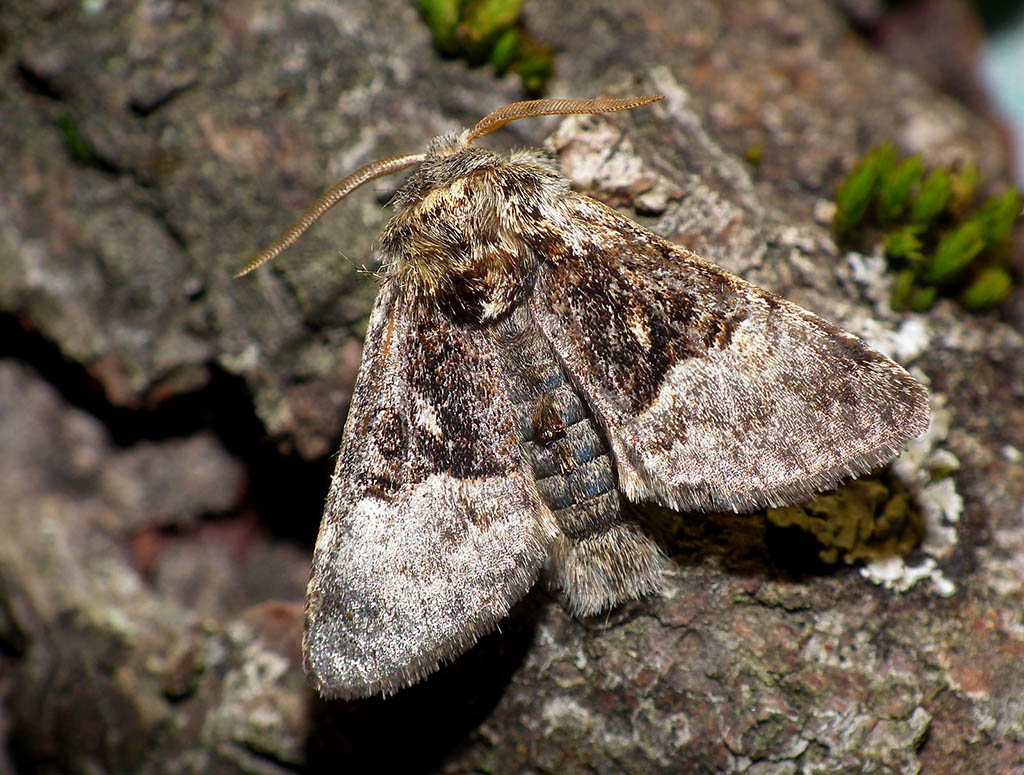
[878,155,924,223]
[883,225,925,265]
[58,113,95,164]
[909,168,952,227]
[835,144,1019,313]
[419,0,462,53]
[766,480,922,565]
[962,266,1013,311]
[908,285,937,313]
[418,0,552,94]
[459,0,524,62]
[975,188,1023,251]
[505,35,553,94]
[834,144,889,238]
[925,220,986,284]
[948,161,978,216]
[889,268,917,312]
[489,28,519,72]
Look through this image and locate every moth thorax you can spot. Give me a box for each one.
[384,187,537,322]
[390,237,536,323]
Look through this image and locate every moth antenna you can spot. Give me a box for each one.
[466,95,663,143]
[235,152,426,278]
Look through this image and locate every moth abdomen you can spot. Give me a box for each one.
[491,305,620,518]
[534,456,617,511]
[527,416,606,477]
[490,303,666,615]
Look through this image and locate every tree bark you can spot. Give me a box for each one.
[0,0,1021,773]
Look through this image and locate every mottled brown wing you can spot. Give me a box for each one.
[531,195,929,514]
[303,280,556,699]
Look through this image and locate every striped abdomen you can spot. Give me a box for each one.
[489,304,664,615]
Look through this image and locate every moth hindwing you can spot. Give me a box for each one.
[239,96,930,699]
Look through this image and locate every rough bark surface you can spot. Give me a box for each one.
[1,0,1022,773]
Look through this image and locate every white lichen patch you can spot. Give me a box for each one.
[917,477,963,558]
[541,695,600,735]
[754,310,959,596]
[547,103,681,218]
[856,390,962,596]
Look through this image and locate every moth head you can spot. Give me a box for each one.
[234,95,664,278]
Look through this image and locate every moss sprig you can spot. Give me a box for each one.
[418,0,553,94]
[834,147,1019,312]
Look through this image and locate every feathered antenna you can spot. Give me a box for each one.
[466,95,663,142]
[234,154,424,278]
[236,96,663,277]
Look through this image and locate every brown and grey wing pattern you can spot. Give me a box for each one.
[531,195,930,514]
[303,281,556,699]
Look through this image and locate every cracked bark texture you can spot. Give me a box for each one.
[1,0,1022,773]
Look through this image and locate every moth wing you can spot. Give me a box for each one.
[303,281,556,699]
[532,196,930,514]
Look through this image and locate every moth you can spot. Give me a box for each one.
[238,96,930,699]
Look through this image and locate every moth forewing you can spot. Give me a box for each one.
[240,95,929,699]
[302,282,557,699]
[529,194,930,514]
